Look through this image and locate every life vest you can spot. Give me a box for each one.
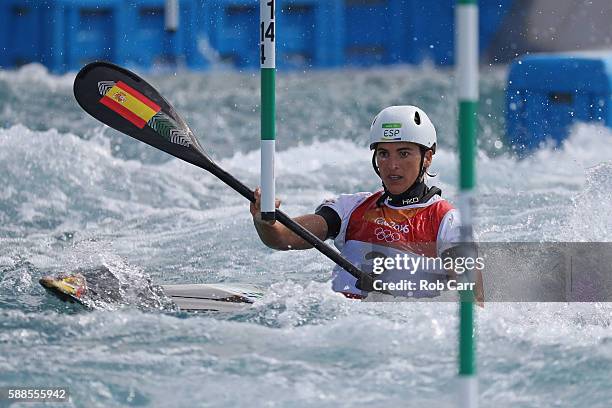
[327,191,459,297]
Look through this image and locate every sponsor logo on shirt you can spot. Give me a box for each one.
[402,197,419,205]
[374,217,409,234]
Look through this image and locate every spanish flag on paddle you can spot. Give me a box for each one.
[99,81,160,129]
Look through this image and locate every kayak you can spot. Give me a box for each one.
[39,269,264,312]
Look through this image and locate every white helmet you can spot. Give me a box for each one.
[369,105,436,153]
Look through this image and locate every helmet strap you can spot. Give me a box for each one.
[371,150,381,177]
[416,146,428,181]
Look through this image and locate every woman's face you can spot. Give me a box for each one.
[375,142,432,195]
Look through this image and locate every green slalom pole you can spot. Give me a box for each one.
[456,0,478,407]
[260,0,276,221]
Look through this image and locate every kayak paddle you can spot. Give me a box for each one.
[72,61,378,291]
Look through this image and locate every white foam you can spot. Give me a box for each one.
[0,63,76,91]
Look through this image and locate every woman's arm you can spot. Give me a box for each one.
[250,188,329,250]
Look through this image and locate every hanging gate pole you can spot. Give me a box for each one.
[456,0,478,407]
[260,0,276,221]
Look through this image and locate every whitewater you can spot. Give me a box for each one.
[1,63,611,407]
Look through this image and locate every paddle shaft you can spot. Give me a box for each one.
[203,159,374,285]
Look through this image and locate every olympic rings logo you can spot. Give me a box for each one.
[375,227,401,243]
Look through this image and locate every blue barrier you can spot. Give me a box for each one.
[205,0,341,69]
[0,0,515,72]
[480,0,514,54]
[121,0,205,69]
[204,0,258,67]
[0,0,204,73]
[409,0,514,66]
[278,1,342,68]
[414,0,454,66]
[342,0,412,66]
[340,0,514,67]
[0,0,124,72]
[506,53,612,155]
[56,0,121,71]
[0,1,45,68]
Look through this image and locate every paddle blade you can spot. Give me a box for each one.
[73,61,212,169]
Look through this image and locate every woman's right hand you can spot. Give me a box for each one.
[250,187,281,226]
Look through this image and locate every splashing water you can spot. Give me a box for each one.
[0,64,611,407]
